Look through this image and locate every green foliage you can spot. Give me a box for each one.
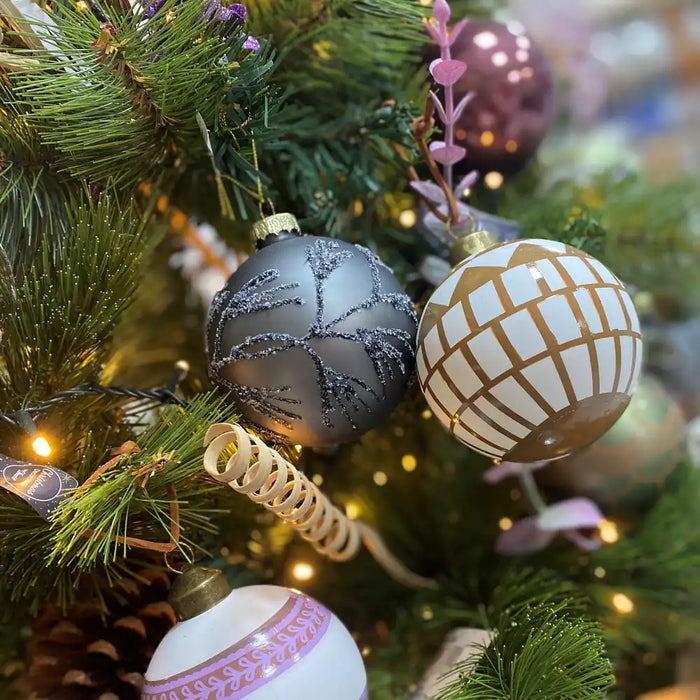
[51,394,227,566]
[499,172,700,309]
[588,462,700,652]
[10,1,253,187]
[436,571,614,700]
[0,78,79,269]
[0,394,230,611]
[0,193,156,406]
[230,0,425,233]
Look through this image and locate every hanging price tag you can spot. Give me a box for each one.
[0,454,78,520]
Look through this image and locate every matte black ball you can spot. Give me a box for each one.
[207,234,417,446]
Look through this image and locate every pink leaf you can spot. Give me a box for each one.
[449,18,468,45]
[430,142,467,165]
[496,517,555,556]
[432,0,451,24]
[538,498,604,532]
[454,171,480,196]
[429,91,448,125]
[422,19,442,44]
[563,530,602,552]
[453,92,475,123]
[430,58,467,86]
[410,180,448,205]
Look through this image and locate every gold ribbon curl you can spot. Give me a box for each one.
[203,423,437,590]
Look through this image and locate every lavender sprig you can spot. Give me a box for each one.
[410,0,476,229]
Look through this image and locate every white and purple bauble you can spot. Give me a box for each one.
[143,567,368,700]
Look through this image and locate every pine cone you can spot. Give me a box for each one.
[16,569,176,700]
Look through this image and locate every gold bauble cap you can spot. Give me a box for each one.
[251,213,301,242]
[169,565,231,621]
[450,230,498,266]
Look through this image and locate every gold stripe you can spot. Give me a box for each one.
[551,257,601,396]
[529,273,578,407]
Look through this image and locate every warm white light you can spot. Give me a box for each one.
[599,520,619,544]
[345,501,361,520]
[401,454,417,472]
[399,209,417,228]
[492,51,508,67]
[421,409,432,420]
[594,566,606,579]
[474,31,498,49]
[291,561,315,582]
[612,593,634,614]
[484,171,504,190]
[312,473,324,486]
[499,517,513,531]
[421,605,434,620]
[480,130,495,147]
[32,436,52,457]
[373,471,388,486]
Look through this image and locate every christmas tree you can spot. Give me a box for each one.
[1,0,699,697]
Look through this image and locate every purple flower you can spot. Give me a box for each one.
[496,498,604,556]
[243,35,260,50]
[143,0,166,18]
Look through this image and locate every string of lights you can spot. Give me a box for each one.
[0,362,191,456]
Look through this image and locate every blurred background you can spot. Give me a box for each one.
[511,0,700,177]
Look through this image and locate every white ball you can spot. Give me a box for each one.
[417,238,643,463]
[142,585,368,700]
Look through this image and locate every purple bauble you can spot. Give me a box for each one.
[449,19,556,176]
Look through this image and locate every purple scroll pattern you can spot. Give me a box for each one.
[142,592,331,699]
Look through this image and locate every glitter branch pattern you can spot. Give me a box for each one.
[208,239,417,432]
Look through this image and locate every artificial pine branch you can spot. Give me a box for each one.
[436,571,614,700]
[0,192,158,407]
[50,394,229,568]
[0,394,229,611]
[587,462,700,652]
[3,0,274,204]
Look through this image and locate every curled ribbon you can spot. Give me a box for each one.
[203,423,437,590]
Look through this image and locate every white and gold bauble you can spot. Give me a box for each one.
[417,234,643,463]
[143,567,367,700]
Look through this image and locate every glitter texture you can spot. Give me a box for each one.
[208,236,417,444]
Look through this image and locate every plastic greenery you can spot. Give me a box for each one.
[436,571,614,700]
[0,0,699,697]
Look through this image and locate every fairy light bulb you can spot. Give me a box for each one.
[598,520,619,544]
[399,209,417,228]
[32,436,52,457]
[291,561,315,582]
[345,501,361,520]
[612,593,634,614]
[401,454,417,472]
[499,517,513,531]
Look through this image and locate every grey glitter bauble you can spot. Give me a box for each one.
[206,230,417,446]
